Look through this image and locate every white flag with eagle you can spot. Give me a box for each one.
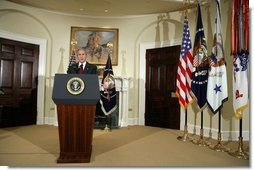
[207,0,228,113]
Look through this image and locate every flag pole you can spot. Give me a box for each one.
[209,108,229,152]
[104,115,111,132]
[101,42,116,132]
[228,0,249,160]
[228,117,249,159]
[177,108,192,141]
[192,110,209,146]
[176,0,192,142]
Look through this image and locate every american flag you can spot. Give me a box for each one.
[67,50,76,72]
[209,53,217,67]
[176,15,194,110]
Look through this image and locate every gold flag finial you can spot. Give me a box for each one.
[183,0,189,17]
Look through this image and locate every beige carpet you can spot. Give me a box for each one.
[0,125,250,167]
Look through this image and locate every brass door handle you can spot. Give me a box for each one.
[171,92,177,98]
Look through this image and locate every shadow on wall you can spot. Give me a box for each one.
[155,12,183,43]
[205,3,214,55]
[57,47,65,73]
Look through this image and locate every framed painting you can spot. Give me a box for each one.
[70,27,118,66]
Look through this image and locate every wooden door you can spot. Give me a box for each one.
[0,38,39,127]
[145,45,180,129]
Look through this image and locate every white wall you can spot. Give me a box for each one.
[0,0,249,140]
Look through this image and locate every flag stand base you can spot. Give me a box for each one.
[104,124,111,132]
[228,137,249,160]
[177,125,192,142]
[192,128,210,146]
[209,132,229,152]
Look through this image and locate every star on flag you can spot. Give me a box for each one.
[213,84,221,94]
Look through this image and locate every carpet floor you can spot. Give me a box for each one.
[0,125,250,167]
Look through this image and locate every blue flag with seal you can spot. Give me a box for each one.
[191,3,209,111]
[100,55,117,115]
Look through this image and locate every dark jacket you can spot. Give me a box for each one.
[67,62,98,74]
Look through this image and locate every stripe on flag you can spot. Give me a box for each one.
[176,15,194,110]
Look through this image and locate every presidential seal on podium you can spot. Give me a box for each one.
[66,77,85,95]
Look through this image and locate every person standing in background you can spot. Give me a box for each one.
[67,48,98,74]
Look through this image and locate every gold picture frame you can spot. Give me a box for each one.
[70,27,118,66]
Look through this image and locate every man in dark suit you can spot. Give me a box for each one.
[67,48,97,74]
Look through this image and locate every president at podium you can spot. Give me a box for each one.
[67,48,97,74]
[52,47,100,163]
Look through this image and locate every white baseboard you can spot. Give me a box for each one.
[186,124,249,141]
[36,117,44,125]
[43,117,57,126]
[38,116,249,141]
[130,118,249,141]
[128,118,139,126]
[42,117,139,127]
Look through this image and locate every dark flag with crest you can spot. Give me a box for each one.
[100,55,117,115]
[190,3,209,111]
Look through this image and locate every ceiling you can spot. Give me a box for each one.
[6,0,207,18]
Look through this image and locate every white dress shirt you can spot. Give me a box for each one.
[79,61,86,70]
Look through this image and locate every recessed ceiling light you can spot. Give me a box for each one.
[79,8,84,11]
[104,9,108,13]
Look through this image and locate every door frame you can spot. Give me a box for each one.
[0,30,47,125]
[139,39,184,128]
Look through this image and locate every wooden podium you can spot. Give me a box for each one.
[52,74,100,163]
